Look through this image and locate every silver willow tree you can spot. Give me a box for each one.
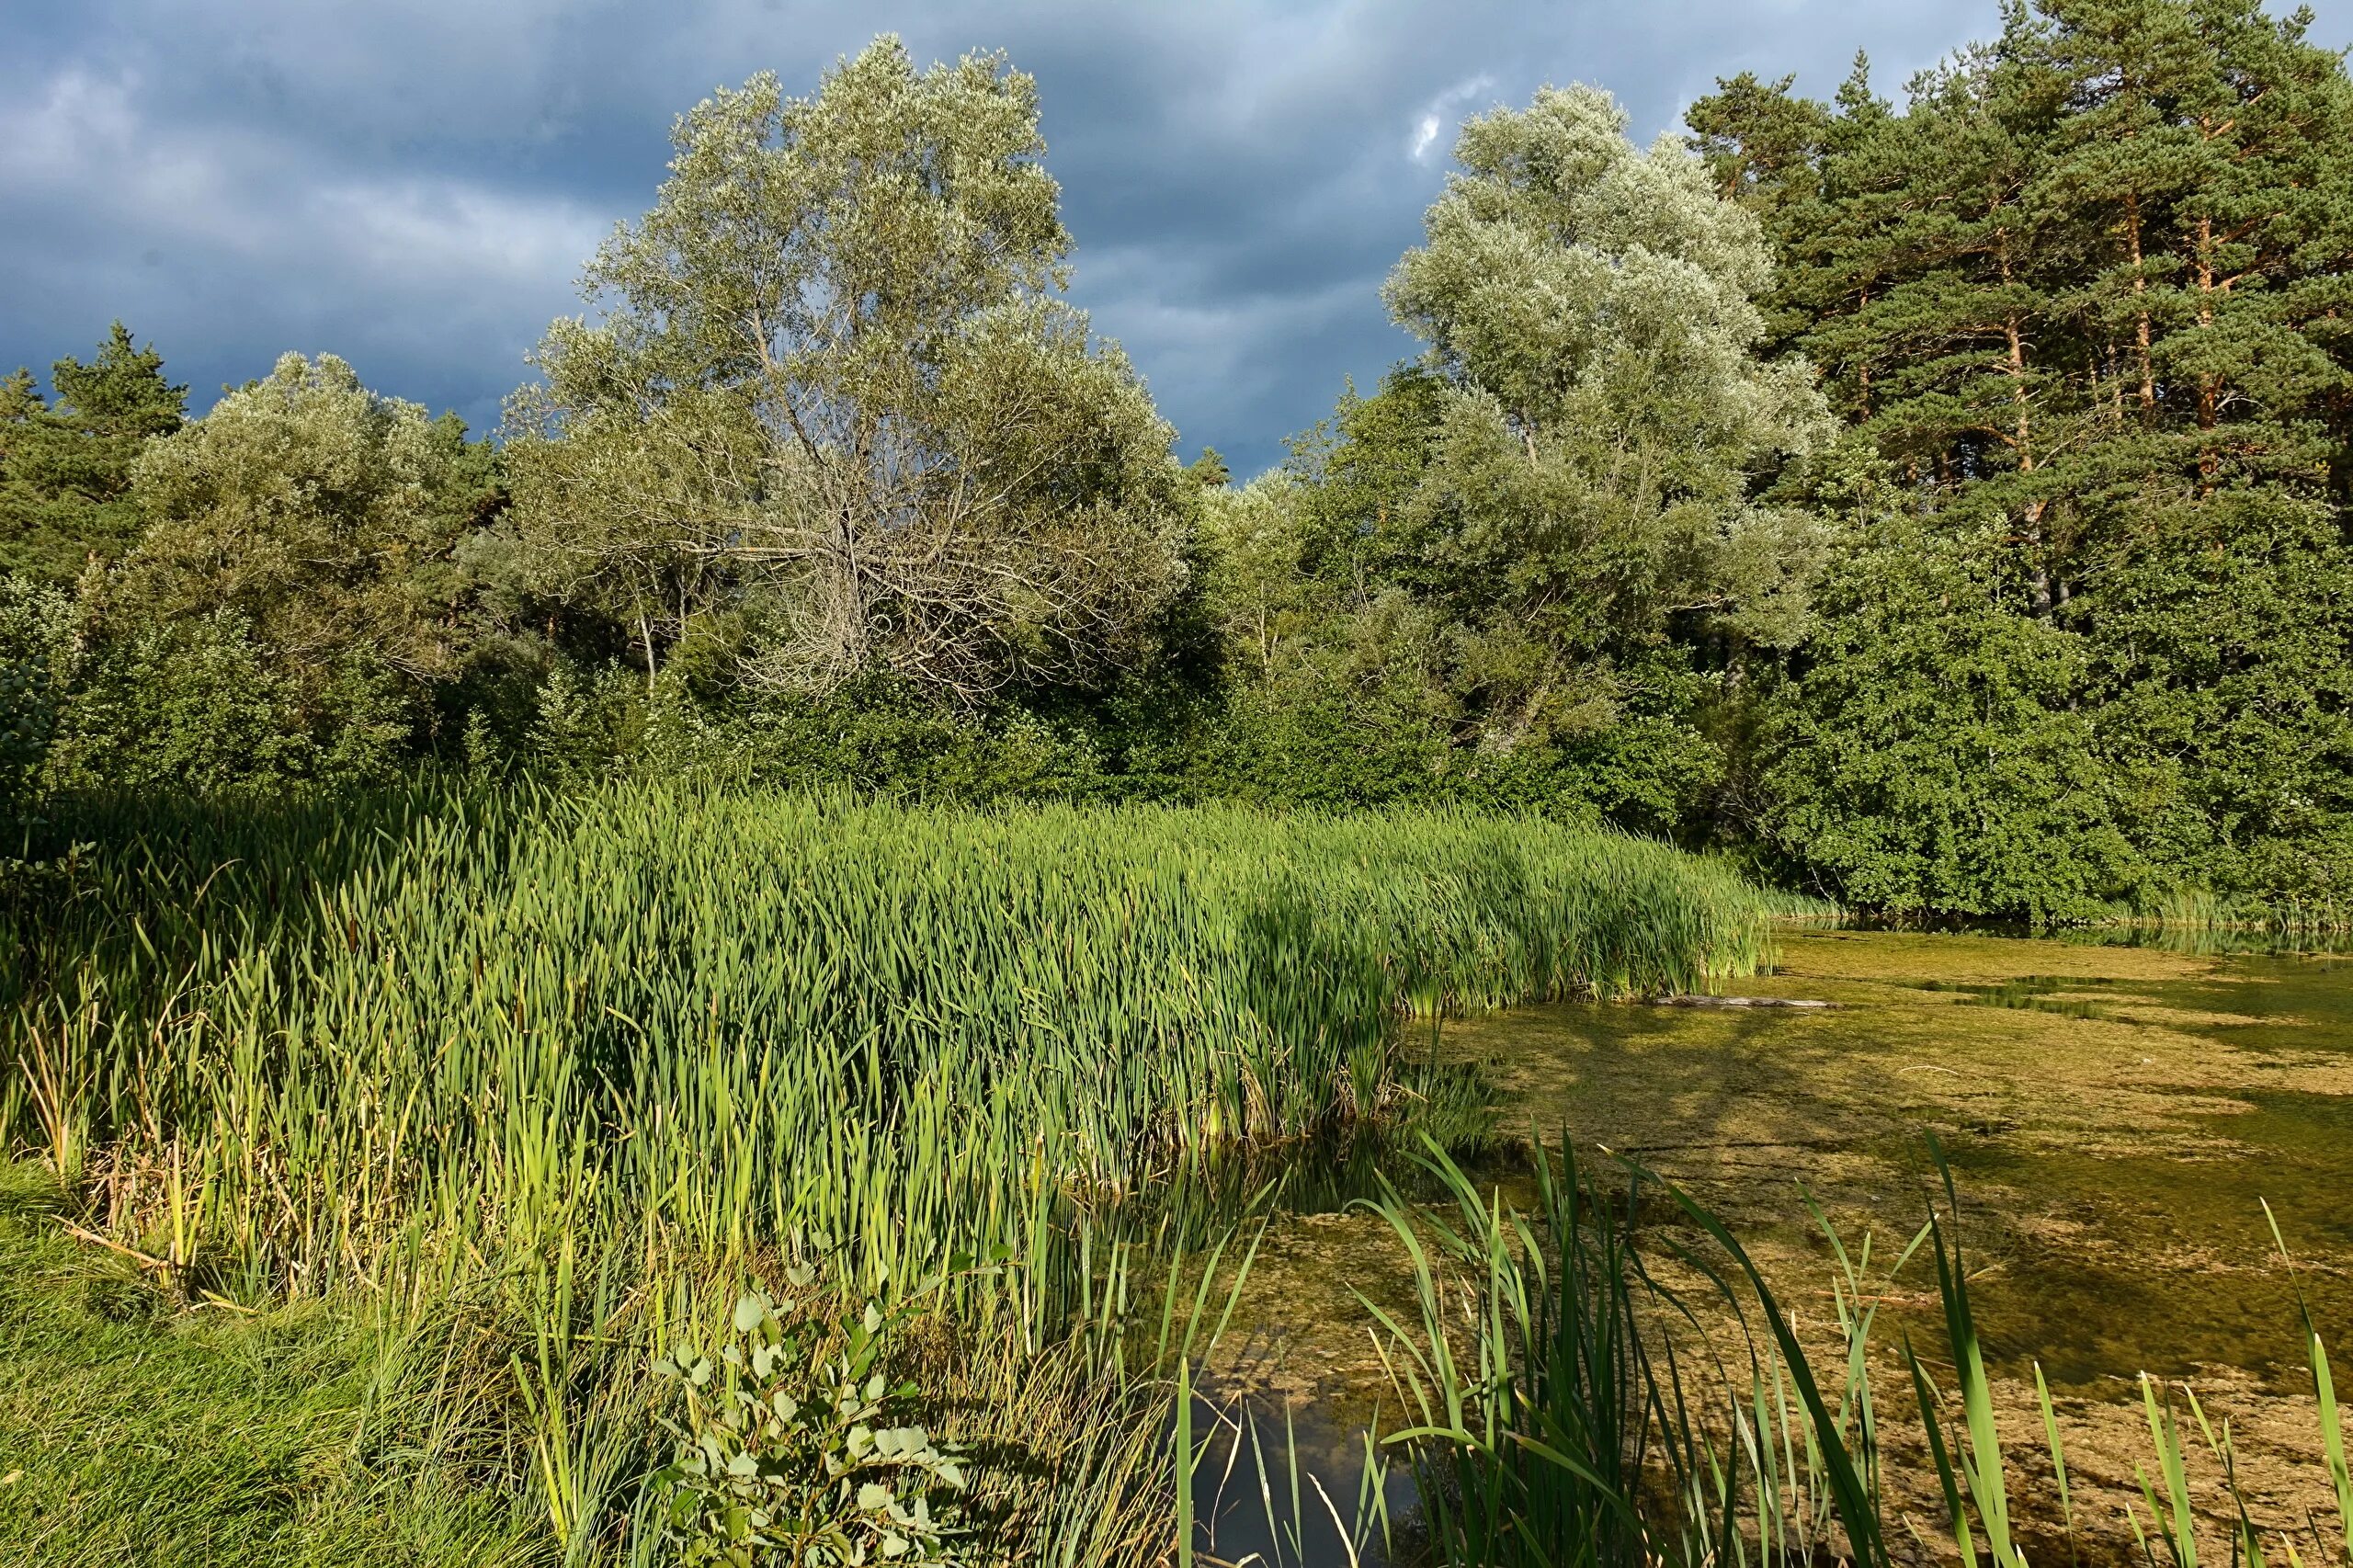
[506,39,1188,702]
[1384,85,1829,746]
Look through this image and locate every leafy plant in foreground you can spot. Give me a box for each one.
[651,1273,969,1565]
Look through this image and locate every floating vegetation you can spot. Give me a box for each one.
[1365,1137,2353,1568]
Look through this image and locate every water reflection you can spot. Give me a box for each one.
[1186,1388,1418,1568]
[1823,913,2353,960]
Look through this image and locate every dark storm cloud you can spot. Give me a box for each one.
[7,1,2349,475]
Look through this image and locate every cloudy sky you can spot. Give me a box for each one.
[6,1,2349,478]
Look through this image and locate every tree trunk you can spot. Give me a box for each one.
[1997,233,2052,617]
[2195,211,2219,496]
[2126,190,2156,412]
[1857,285,1873,420]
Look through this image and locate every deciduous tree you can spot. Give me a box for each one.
[79,352,500,778]
[505,39,1189,706]
[1383,85,1830,749]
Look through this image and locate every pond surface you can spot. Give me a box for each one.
[1190,926,2353,1565]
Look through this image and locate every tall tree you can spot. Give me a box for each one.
[74,352,501,778]
[1694,0,2353,913]
[505,38,1189,706]
[0,323,186,585]
[1380,85,1830,752]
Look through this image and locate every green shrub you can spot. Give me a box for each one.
[0,576,69,802]
[1754,523,2142,922]
[652,1276,968,1565]
[41,610,413,793]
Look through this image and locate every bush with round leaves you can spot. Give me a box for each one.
[651,1271,968,1565]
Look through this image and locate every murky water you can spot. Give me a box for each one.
[1189,926,2353,1564]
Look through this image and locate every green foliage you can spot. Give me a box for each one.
[42,611,409,793]
[114,352,497,707]
[667,676,1111,802]
[0,324,186,586]
[2084,489,2353,916]
[0,779,1769,1560]
[1168,369,1741,832]
[1184,448,1232,489]
[504,39,1188,708]
[1131,90,1825,839]
[0,785,1774,1301]
[1286,367,1449,594]
[1377,1136,2353,1568]
[12,353,506,794]
[1692,0,2353,918]
[518,662,645,784]
[9,10,2348,924]
[1383,84,1828,711]
[16,17,2353,1562]
[653,1280,968,1565]
[1367,1143,1668,1567]
[1115,672,1723,835]
[1754,520,2140,920]
[0,577,71,802]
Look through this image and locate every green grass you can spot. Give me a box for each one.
[0,1166,543,1567]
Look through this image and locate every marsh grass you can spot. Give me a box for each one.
[0,782,1775,1562]
[3,783,1771,1297]
[0,1164,547,1567]
[1362,1136,2353,1568]
[0,1163,1187,1568]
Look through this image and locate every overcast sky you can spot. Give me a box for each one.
[6,1,2348,478]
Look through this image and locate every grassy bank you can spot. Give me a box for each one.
[0,1165,543,1565]
[0,784,1775,1562]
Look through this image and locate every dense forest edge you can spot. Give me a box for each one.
[6,0,2352,926]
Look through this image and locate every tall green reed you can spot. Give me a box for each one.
[2,781,1776,1560]
[3,782,1773,1305]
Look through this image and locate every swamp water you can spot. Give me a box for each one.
[1186,926,2353,1564]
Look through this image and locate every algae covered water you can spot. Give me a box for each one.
[1195,926,2353,1563]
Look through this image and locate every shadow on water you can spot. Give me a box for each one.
[1130,1126,1531,1565]
[1907,973,2118,1018]
[1948,1086,2353,1392]
[1111,1135,1438,1565]
[1185,1387,1423,1568]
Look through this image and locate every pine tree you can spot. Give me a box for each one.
[1696,0,2353,913]
[2051,0,2353,901]
[0,323,188,585]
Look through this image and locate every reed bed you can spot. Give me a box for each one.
[3,782,1772,1299]
[0,781,1775,1562]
